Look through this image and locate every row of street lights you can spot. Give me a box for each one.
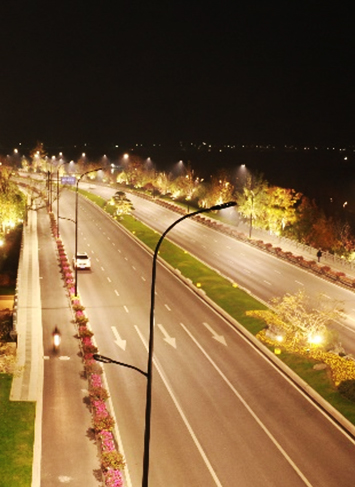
[49,164,236,486]
[48,165,102,295]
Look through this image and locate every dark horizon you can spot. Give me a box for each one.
[1,2,355,151]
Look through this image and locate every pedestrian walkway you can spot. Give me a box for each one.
[236,220,355,279]
[10,206,100,487]
[198,211,355,282]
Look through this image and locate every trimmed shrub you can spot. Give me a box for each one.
[101,451,125,471]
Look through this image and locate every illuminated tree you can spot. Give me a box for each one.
[198,171,234,208]
[29,142,47,173]
[120,155,147,187]
[0,166,26,235]
[263,186,302,235]
[247,289,343,350]
[170,166,198,201]
[236,174,268,237]
[337,222,355,259]
[306,215,339,251]
[107,191,134,217]
[155,172,171,195]
[286,196,320,242]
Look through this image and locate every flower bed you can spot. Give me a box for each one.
[257,329,355,387]
[50,213,125,486]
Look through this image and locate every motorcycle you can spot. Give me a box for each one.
[52,326,61,352]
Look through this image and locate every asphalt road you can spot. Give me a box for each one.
[52,189,355,487]
[84,185,355,357]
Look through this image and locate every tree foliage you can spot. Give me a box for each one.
[247,289,343,350]
[108,191,134,217]
[0,166,26,236]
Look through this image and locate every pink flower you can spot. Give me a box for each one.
[104,469,123,487]
[91,374,103,388]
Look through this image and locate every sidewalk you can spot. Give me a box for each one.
[10,206,44,486]
[10,206,100,487]
[197,211,355,282]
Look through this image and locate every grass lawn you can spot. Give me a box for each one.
[83,190,355,425]
[0,374,35,487]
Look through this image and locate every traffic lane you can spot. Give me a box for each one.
[170,312,355,487]
[128,191,355,316]
[57,191,355,484]
[62,211,240,484]
[83,248,323,487]
[59,195,309,485]
[130,289,315,486]
[144,267,355,487]
[59,195,221,485]
[131,204,355,355]
[58,190,355,368]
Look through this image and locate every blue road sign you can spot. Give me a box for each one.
[61,176,76,185]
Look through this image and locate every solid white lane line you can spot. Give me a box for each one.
[134,325,223,487]
[180,322,314,487]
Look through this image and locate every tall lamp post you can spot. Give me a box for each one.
[74,168,102,296]
[94,200,236,487]
[56,160,72,238]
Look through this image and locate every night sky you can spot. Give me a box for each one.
[1,2,354,150]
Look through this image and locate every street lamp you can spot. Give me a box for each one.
[56,160,72,238]
[74,168,102,296]
[94,200,236,487]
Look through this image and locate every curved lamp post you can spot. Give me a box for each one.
[56,161,72,238]
[74,168,102,296]
[94,200,236,487]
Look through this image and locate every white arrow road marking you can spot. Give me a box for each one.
[111,326,127,351]
[202,322,227,346]
[157,324,176,348]
[134,325,222,487]
[180,323,314,487]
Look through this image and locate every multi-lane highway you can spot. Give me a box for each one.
[55,188,355,487]
[84,184,355,356]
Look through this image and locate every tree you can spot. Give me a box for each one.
[236,174,268,237]
[29,142,47,173]
[247,289,343,350]
[285,195,321,243]
[0,166,26,236]
[263,186,302,235]
[155,172,171,195]
[307,215,339,251]
[107,191,134,217]
[198,171,234,208]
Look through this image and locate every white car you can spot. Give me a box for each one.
[73,252,91,270]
